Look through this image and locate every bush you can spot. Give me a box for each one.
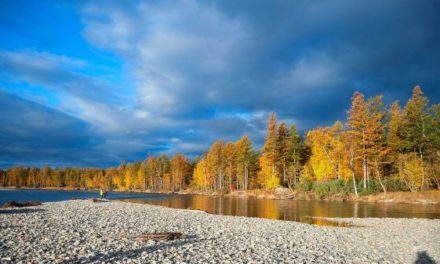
[383,176,408,192]
[357,176,410,194]
[312,179,350,199]
[312,182,329,198]
[295,179,313,192]
[357,179,387,195]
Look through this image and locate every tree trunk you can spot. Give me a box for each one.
[219,168,223,191]
[293,159,297,186]
[244,164,248,191]
[363,155,367,189]
[375,159,386,194]
[283,160,286,186]
[352,171,358,197]
[350,148,358,197]
[362,129,368,189]
[420,148,425,191]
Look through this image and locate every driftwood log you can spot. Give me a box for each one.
[91,198,110,203]
[133,232,183,241]
[2,201,42,208]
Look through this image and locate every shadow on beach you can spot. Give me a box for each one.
[416,251,437,264]
[0,208,45,215]
[75,234,206,263]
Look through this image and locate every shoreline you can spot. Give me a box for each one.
[1,200,439,263]
[2,186,439,205]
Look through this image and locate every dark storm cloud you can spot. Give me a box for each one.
[0,91,105,167]
[82,0,440,126]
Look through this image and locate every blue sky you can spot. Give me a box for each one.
[0,0,439,167]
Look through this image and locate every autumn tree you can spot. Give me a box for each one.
[366,95,388,193]
[388,101,403,154]
[137,162,147,191]
[341,130,359,197]
[235,135,256,190]
[157,155,170,190]
[223,142,237,190]
[206,140,226,191]
[287,125,303,186]
[429,103,440,188]
[259,112,280,189]
[348,92,387,189]
[124,163,135,191]
[193,158,208,190]
[347,92,369,188]
[331,121,349,180]
[170,153,191,191]
[145,156,158,190]
[399,86,437,190]
[305,127,337,181]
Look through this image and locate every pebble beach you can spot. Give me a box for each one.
[1,200,439,263]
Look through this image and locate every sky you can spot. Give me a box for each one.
[0,0,439,168]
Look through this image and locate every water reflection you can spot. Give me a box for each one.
[122,194,440,225]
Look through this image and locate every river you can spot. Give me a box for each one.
[1,189,439,224]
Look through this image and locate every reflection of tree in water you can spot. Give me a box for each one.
[258,200,280,220]
[123,194,440,223]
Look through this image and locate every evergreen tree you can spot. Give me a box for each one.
[400,86,433,190]
[288,125,302,186]
[277,123,291,185]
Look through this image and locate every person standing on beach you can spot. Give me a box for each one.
[99,189,104,199]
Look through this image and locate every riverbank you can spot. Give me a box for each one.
[180,188,440,205]
[2,186,440,205]
[0,200,439,263]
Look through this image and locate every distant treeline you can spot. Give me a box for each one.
[0,155,193,192]
[1,86,439,196]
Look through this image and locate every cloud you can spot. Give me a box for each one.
[81,0,440,121]
[0,50,126,128]
[82,0,253,115]
[0,91,105,167]
[1,0,439,167]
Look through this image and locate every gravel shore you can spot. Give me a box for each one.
[0,200,439,263]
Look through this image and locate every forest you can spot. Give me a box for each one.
[1,86,439,197]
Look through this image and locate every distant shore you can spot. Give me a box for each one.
[0,200,439,263]
[1,186,439,205]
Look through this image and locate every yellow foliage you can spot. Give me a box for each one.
[301,163,315,181]
[258,155,280,189]
[306,128,336,181]
[193,159,207,189]
[124,167,134,190]
[136,169,145,190]
[398,153,425,191]
[305,127,352,182]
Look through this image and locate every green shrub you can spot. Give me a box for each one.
[295,179,313,192]
[312,179,350,199]
[383,176,408,192]
[357,179,384,195]
[312,182,327,198]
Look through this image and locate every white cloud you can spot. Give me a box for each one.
[277,53,345,91]
[82,0,251,115]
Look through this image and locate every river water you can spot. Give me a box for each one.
[1,189,439,224]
